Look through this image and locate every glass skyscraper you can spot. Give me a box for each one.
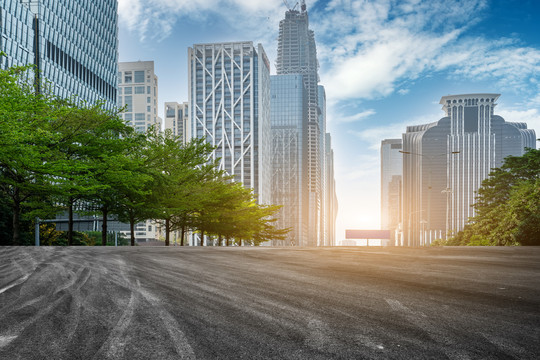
[188,42,272,206]
[1,0,118,108]
[271,74,308,246]
[402,94,536,246]
[276,1,323,246]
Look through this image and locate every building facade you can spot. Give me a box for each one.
[380,139,402,246]
[276,1,322,246]
[402,94,536,246]
[188,42,271,205]
[117,61,160,242]
[270,74,308,246]
[118,61,159,134]
[325,133,338,246]
[164,101,189,143]
[1,0,118,108]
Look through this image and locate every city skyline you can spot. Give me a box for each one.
[119,0,540,242]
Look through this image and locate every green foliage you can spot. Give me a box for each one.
[0,63,288,246]
[449,147,540,246]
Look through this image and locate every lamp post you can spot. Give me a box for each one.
[441,188,453,240]
[400,150,460,246]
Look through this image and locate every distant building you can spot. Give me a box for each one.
[164,101,189,143]
[325,133,338,246]
[118,61,159,133]
[380,139,402,246]
[117,61,160,242]
[188,42,272,207]
[402,94,536,246]
[270,74,309,246]
[1,0,118,108]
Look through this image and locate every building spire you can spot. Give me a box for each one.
[301,0,307,12]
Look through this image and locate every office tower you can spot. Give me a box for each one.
[118,61,159,133]
[380,139,403,246]
[188,42,271,205]
[164,101,189,143]
[402,94,536,246]
[1,0,118,108]
[271,74,308,246]
[325,133,338,246]
[318,85,327,246]
[277,1,322,246]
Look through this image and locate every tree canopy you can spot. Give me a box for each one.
[0,62,287,246]
[447,147,540,246]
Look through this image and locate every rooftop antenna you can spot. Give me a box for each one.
[301,0,307,12]
[282,0,299,11]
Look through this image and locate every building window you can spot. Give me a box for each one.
[134,71,144,83]
[125,96,133,112]
[135,86,145,94]
[124,87,132,95]
[124,71,133,83]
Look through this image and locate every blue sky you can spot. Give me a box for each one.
[118,0,540,242]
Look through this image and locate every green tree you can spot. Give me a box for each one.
[450,147,540,245]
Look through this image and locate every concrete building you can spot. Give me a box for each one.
[402,94,536,246]
[276,1,322,246]
[270,74,309,246]
[118,61,159,134]
[164,101,189,143]
[381,139,403,246]
[117,61,160,242]
[1,0,118,108]
[188,42,272,206]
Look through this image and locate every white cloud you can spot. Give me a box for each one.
[313,0,540,102]
[118,0,286,42]
[337,109,376,123]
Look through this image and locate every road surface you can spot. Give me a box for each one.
[1,246,539,359]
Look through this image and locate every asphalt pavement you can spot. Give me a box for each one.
[1,246,539,359]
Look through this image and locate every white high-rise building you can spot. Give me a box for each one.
[164,101,189,143]
[118,61,159,134]
[118,61,160,242]
[188,42,272,205]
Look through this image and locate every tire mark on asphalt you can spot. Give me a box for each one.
[92,287,137,360]
[0,335,18,349]
[385,298,471,360]
[481,332,534,359]
[136,280,196,360]
[0,274,31,295]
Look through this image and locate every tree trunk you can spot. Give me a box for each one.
[218,234,222,247]
[165,218,170,246]
[130,215,135,246]
[180,224,186,246]
[226,237,230,247]
[101,206,108,246]
[68,197,74,246]
[200,229,205,246]
[12,188,21,245]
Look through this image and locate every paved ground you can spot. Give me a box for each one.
[1,247,539,359]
